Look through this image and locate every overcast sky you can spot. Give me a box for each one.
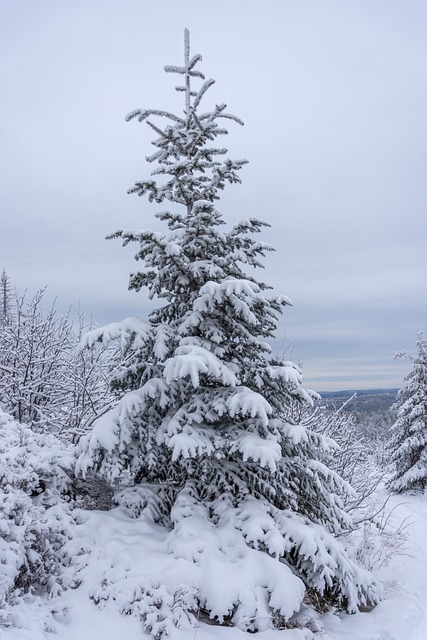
[1,0,426,392]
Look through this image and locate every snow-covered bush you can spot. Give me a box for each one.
[303,400,415,579]
[350,497,411,571]
[302,402,383,513]
[387,332,427,493]
[0,279,117,439]
[0,409,88,631]
[299,401,411,573]
[77,29,382,636]
[85,492,378,638]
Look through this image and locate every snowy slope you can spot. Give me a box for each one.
[323,494,427,640]
[5,493,426,640]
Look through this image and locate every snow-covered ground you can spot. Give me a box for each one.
[4,493,427,640]
[322,494,427,640]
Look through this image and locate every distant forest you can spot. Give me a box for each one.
[318,389,398,413]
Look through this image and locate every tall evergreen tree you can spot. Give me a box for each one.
[77,30,380,634]
[388,333,427,493]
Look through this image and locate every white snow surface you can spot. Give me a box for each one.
[4,492,427,640]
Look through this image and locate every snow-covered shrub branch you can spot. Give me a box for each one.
[0,279,117,438]
[0,409,90,632]
[298,399,412,574]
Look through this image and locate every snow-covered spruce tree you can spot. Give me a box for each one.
[77,30,381,635]
[388,332,427,493]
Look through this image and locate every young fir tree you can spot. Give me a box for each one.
[77,30,380,634]
[388,332,427,493]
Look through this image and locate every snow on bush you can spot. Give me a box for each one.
[0,409,90,632]
[0,278,116,440]
[74,486,380,638]
[298,400,411,575]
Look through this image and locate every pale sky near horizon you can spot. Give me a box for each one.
[1,0,426,392]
